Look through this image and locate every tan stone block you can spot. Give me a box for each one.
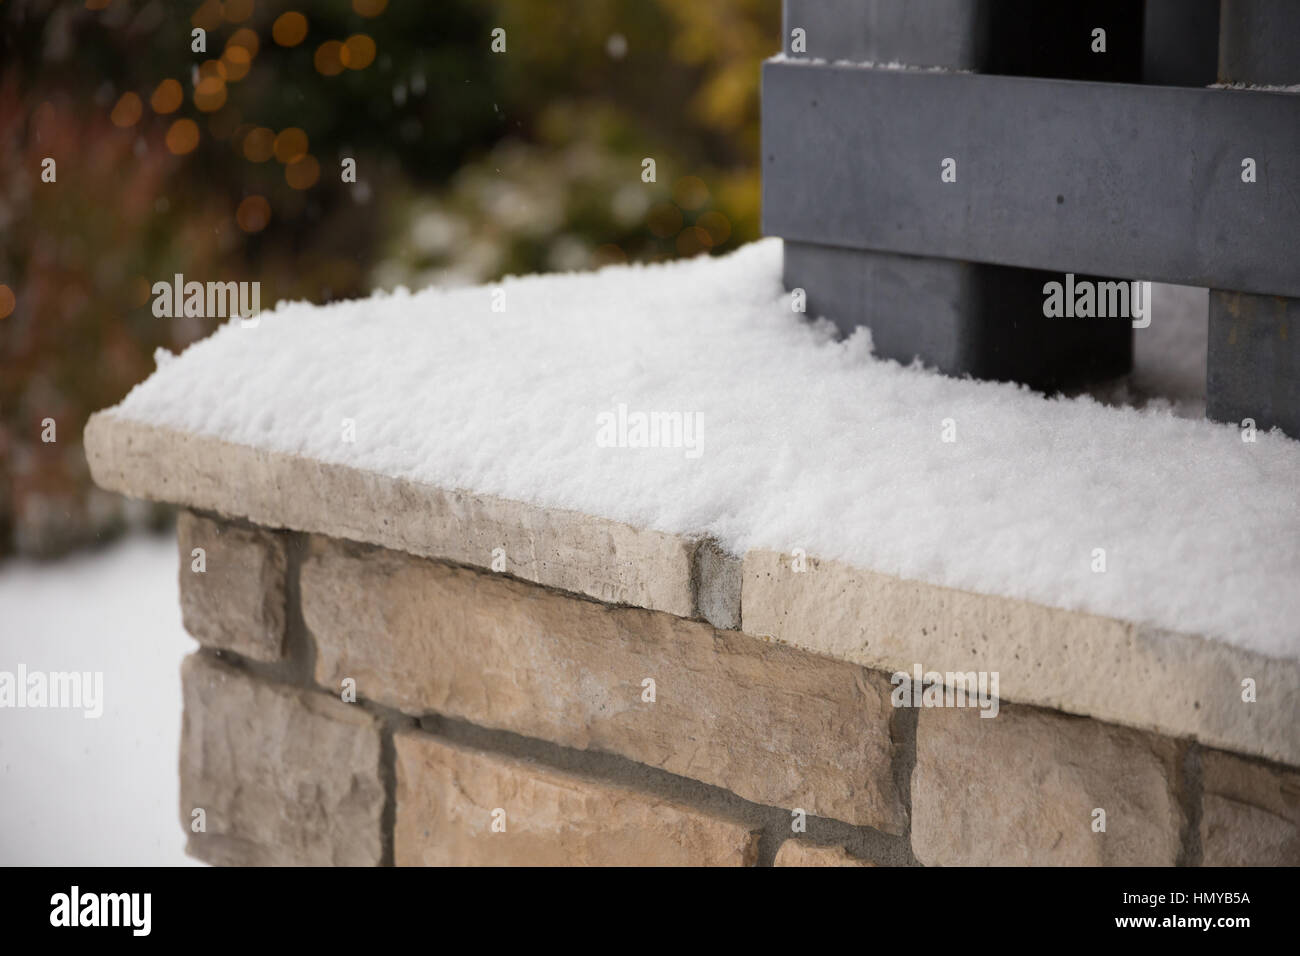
[177,511,286,662]
[394,732,758,866]
[85,415,738,622]
[773,841,876,866]
[180,653,384,866]
[742,549,1300,769]
[303,538,904,832]
[913,704,1185,865]
[1200,750,1300,865]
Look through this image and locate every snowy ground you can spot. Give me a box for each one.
[0,533,200,866]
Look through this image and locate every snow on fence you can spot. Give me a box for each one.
[766,0,1300,435]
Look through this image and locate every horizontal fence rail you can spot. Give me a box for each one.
[762,61,1300,298]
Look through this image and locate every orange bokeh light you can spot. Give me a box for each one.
[150,78,183,114]
[165,118,200,155]
[676,225,713,256]
[227,27,260,57]
[198,59,227,82]
[696,210,732,245]
[273,12,309,48]
[285,155,321,190]
[110,92,143,128]
[673,176,709,211]
[236,195,272,233]
[194,76,227,112]
[241,127,275,162]
[341,34,376,70]
[223,45,252,82]
[647,203,684,239]
[314,40,345,76]
[273,127,309,164]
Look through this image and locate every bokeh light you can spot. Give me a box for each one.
[314,41,345,76]
[285,156,321,190]
[194,76,227,113]
[236,195,272,233]
[353,0,389,17]
[241,126,275,162]
[696,210,731,245]
[165,118,200,155]
[109,92,142,128]
[342,35,377,71]
[150,79,183,114]
[647,203,684,239]
[227,27,259,58]
[273,127,309,164]
[272,12,309,47]
[675,226,712,256]
[198,59,228,82]
[223,45,253,82]
[0,284,15,320]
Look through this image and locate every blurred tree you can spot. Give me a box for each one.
[377,0,775,284]
[0,0,778,557]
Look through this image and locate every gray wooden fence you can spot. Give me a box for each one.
[763,0,1300,436]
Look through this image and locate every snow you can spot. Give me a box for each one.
[1088,283,1207,419]
[1209,82,1300,93]
[768,52,970,73]
[0,535,200,865]
[109,240,1299,659]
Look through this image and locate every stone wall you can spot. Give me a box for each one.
[80,413,1299,866]
[170,510,1300,866]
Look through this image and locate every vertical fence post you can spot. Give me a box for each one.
[1206,0,1300,437]
[1141,0,1219,86]
[776,0,1137,390]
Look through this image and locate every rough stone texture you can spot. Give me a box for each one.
[394,732,759,866]
[1200,749,1300,866]
[774,841,876,867]
[693,539,742,630]
[177,511,287,662]
[86,414,718,619]
[180,653,384,866]
[302,536,905,832]
[913,704,1186,866]
[742,549,1300,769]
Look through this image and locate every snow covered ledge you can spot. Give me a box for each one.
[86,241,1300,866]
